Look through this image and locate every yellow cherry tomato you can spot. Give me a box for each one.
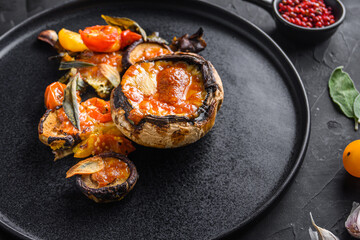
[58,28,88,52]
[343,140,360,177]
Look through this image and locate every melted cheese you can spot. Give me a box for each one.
[121,60,206,124]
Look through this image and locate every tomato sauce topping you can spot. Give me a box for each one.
[91,157,130,188]
[77,51,123,79]
[129,44,171,63]
[56,105,95,136]
[122,61,207,125]
[55,98,112,136]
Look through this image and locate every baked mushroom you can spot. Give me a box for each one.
[111,52,223,148]
[66,152,138,203]
[122,39,172,71]
[38,98,135,160]
[38,108,80,152]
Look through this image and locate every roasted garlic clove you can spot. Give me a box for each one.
[66,156,105,178]
[38,30,58,47]
[345,202,360,238]
[309,212,339,240]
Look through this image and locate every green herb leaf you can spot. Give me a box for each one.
[329,66,359,118]
[58,68,77,84]
[147,32,168,45]
[63,73,81,130]
[354,95,360,120]
[354,95,360,130]
[101,15,147,41]
[59,61,95,70]
[98,64,120,88]
[59,68,87,93]
[76,77,87,93]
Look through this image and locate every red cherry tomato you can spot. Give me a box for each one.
[82,98,112,123]
[120,30,142,49]
[79,25,120,52]
[44,82,67,110]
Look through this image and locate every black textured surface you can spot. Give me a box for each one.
[1,0,359,239]
[5,0,360,239]
[0,1,309,239]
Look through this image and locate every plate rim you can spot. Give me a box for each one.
[0,0,311,239]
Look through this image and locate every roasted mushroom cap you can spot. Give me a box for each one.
[122,39,172,71]
[38,103,135,160]
[38,108,79,150]
[71,152,138,203]
[111,52,224,148]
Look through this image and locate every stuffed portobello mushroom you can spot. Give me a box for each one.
[111,52,223,148]
[66,152,138,203]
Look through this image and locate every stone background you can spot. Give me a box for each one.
[0,0,359,239]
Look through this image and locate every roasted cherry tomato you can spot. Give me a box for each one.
[58,28,88,52]
[120,30,142,49]
[82,98,112,123]
[343,140,360,177]
[44,82,67,110]
[79,25,121,52]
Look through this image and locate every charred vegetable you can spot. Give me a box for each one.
[38,96,135,160]
[58,28,88,52]
[75,51,123,98]
[38,108,78,151]
[66,152,138,203]
[101,15,147,41]
[170,28,207,53]
[111,52,223,148]
[38,30,58,47]
[122,39,172,71]
[38,27,124,98]
[79,25,121,52]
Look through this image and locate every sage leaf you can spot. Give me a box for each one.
[329,66,359,118]
[63,73,81,130]
[354,95,360,130]
[59,68,87,93]
[76,77,87,93]
[98,63,120,88]
[101,15,147,41]
[58,68,78,84]
[309,212,339,240]
[147,32,168,45]
[59,61,95,70]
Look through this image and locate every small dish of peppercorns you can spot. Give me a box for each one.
[279,0,335,28]
[245,0,346,43]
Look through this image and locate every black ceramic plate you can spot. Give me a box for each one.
[0,1,310,239]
